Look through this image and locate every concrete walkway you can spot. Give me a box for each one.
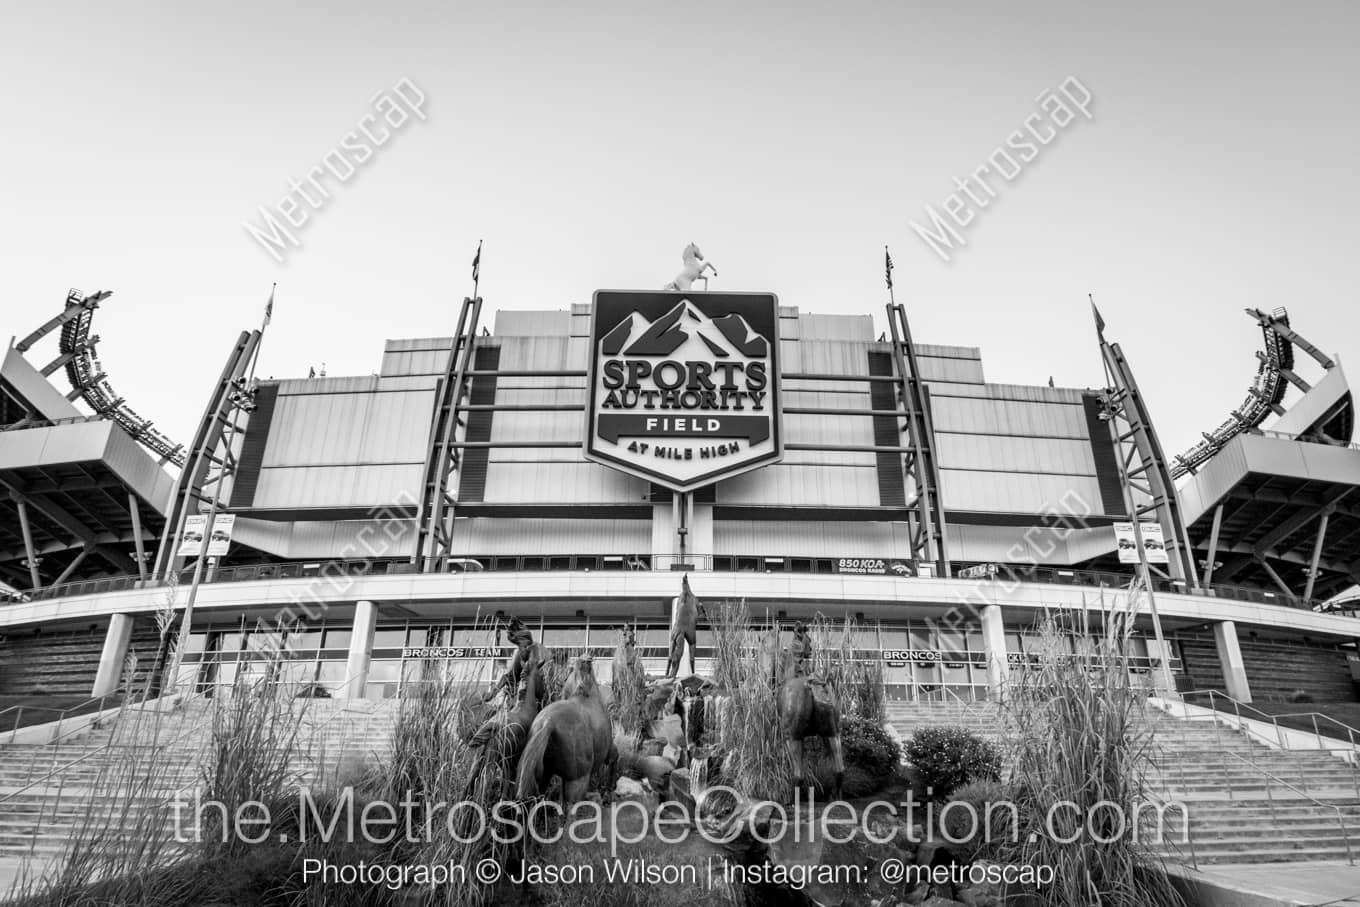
[1171,861,1360,906]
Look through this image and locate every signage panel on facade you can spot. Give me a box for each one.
[833,557,916,577]
[1114,521,1168,564]
[585,291,783,492]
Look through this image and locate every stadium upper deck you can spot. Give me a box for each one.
[2,290,1358,706]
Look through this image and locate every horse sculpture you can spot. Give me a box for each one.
[665,575,705,678]
[773,632,845,801]
[663,242,718,292]
[463,657,545,800]
[515,656,617,805]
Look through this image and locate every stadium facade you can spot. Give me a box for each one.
[3,288,1359,706]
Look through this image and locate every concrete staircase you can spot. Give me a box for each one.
[0,697,398,861]
[884,699,1360,865]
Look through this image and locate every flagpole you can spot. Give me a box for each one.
[884,245,896,307]
[471,239,482,300]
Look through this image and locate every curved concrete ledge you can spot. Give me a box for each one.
[2,571,1357,640]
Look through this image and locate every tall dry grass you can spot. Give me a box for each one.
[708,602,790,800]
[997,606,1185,907]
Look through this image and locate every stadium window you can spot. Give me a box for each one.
[323,629,352,650]
[288,629,323,651]
[185,633,209,654]
[791,558,813,574]
[814,559,833,574]
[736,557,759,572]
[713,557,734,572]
[602,556,624,572]
[523,556,547,571]
[373,628,407,649]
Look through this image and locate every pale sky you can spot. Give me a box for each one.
[2,0,1357,457]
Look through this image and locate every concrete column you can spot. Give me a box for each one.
[343,600,378,699]
[92,614,135,697]
[981,605,1010,701]
[1212,620,1251,703]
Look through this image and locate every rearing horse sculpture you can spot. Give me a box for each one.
[463,657,545,800]
[663,243,718,292]
[665,575,705,678]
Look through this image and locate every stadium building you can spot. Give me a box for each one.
[3,287,1359,706]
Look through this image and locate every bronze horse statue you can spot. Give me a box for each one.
[665,575,705,677]
[464,657,545,799]
[516,656,617,804]
[770,629,844,801]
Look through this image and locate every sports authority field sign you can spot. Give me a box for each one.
[585,291,783,492]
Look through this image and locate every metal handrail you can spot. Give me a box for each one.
[1180,688,1360,755]
[1219,748,1355,865]
[3,671,397,853]
[0,693,121,737]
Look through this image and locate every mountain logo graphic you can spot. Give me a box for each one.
[585,290,783,493]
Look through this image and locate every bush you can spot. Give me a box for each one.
[841,715,902,779]
[905,726,1001,801]
[940,779,1015,861]
[1287,689,1315,704]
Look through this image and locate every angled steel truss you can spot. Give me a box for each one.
[17,289,186,467]
[412,297,483,572]
[1172,307,1338,478]
[153,330,263,578]
[885,303,951,577]
[1094,306,1198,588]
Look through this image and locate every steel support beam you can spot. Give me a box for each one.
[1202,503,1224,586]
[14,494,41,589]
[128,491,148,582]
[51,544,93,587]
[1304,510,1331,601]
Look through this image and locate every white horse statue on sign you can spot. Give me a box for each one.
[663,243,718,291]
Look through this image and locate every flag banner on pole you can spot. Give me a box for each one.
[263,284,275,326]
[472,240,482,283]
[884,246,894,291]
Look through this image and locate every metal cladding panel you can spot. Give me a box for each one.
[1177,438,1250,522]
[940,469,1105,515]
[947,523,1101,565]
[795,340,874,378]
[381,349,452,378]
[713,520,914,556]
[784,412,874,448]
[231,517,417,559]
[930,396,1089,438]
[263,388,432,467]
[715,463,881,507]
[497,335,583,371]
[445,518,651,555]
[251,464,423,509]
[1269,363,1350,440]
[935,434,1095,475]
[797,313,874,342]
[493,310,574,337]
[915,354,986,384]
[1,347,83,420]
[481,461,647,503]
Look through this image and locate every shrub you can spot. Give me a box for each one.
[841,715,902,779]
[940,779,1015,861]
[1287,689,1315,704]
[905,726,1001,801]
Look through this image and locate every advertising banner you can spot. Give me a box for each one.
[1114,521,1168,564]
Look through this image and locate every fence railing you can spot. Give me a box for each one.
[4,554,1351,617]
